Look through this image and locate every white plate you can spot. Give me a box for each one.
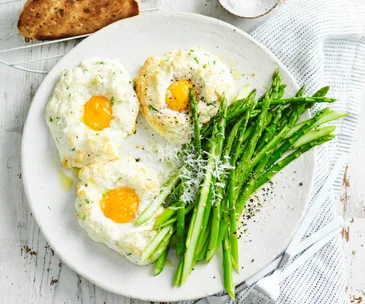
[21,12,315,302]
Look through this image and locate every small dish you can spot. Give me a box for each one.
[218,0,279,19]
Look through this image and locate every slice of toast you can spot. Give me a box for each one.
[18,0,139,40]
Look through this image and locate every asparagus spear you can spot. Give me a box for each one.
[154,204,195,229]
[176,199,185,256]
[276,84,287,99]
[154,217,177,229]
[174,257,184,286]
[189,89,202,154]
[293,125,336,148]
[154,201,180,228]
[136,172,180,225]
[222,232,235,300]
[150,226,176,262]
[186,206,197,248]
[194,218,211,263]
[141,225,173,263]
[154,248,169,276]
[257,69,281,102]
[231,92,258,157]
[313,86,330,97]
[253,134,335,192]
[227,91,259,271]
[254,80,287,154]
[197,236,210,261]
[284,110,348,139]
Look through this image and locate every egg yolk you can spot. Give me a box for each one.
[84,96,113,131]
[100,186,140,224]
[165,80,193,112]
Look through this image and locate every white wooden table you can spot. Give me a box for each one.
[0,0,364,303]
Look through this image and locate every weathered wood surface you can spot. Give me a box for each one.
[0,0,364,303]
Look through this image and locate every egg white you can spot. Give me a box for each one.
[75,157,161,265]
[46,57,139,168]
[135,48,234,144]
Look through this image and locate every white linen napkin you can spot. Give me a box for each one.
[180,0,365,303]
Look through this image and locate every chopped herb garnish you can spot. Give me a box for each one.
[82,215,86,221]
[190,49,194,52]
[148,105,159,112]
[110,96,115,106]
[203,64,207,68]
[213,60,216,65]
[96,61,104,65]
[49,117,53,122]
[85,199,94,205]
[126,252,132,256]
[194,57,199,64]
[70,148,75,152]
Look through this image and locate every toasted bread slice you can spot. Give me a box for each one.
[18,0,139,40]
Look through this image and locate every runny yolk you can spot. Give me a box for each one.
[84,96,113,131]
[100,186,140,224]
[165,80,193,112]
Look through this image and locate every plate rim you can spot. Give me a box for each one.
[21,12,315,301]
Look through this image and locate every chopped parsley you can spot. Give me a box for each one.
[190,49,194,52]
[85,199,94,205]
[126,252,132,256]
[96,61,104,65]
[148,105,159,112]
[70,148,76,152]
[213,60,216,65]
[82,214,87,221]
[194,57,199,64]
[203,64,207,68]
[49,117,53,122]
[110,96,115,106]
